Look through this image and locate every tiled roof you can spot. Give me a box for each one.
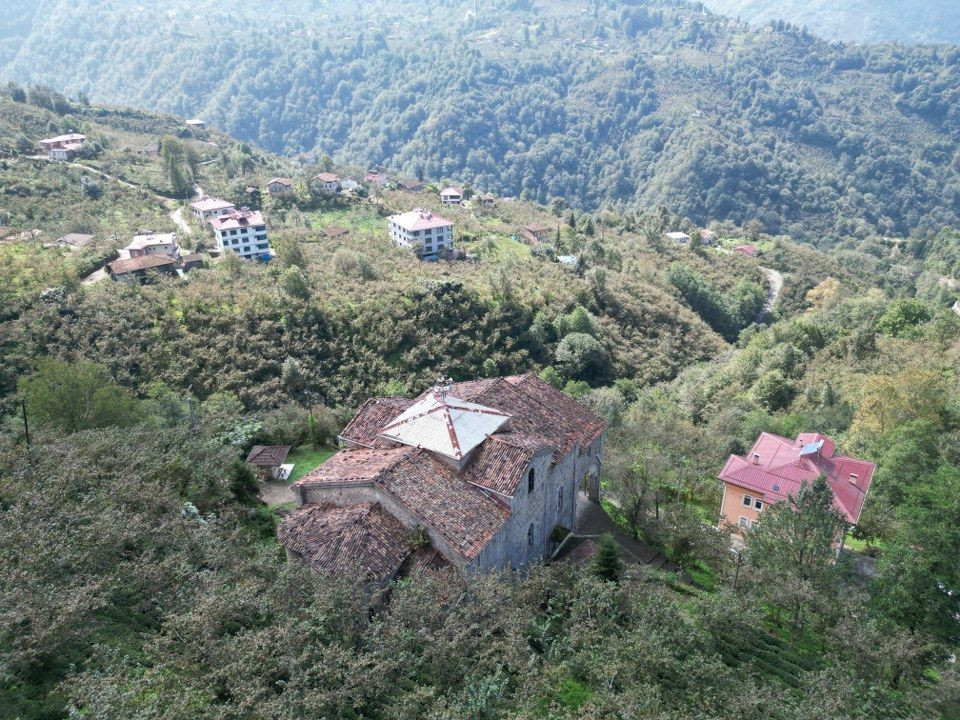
[268,177,292,186]
[377,449,510,559]
[718,432,874,523]
[441,186,463,196]
[292,446,412,487]
[245,445,291,467]
[108,255,176,275]
[315,172,339,182]
[339,397,414,447]
[289,374,605,566]
[278,502,412,580]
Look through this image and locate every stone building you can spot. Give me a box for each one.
[278,374,606,581]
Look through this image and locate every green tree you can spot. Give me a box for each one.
[592,533,622,581]
[19,359,140,434]
[745,476,847,628]
[555,332,608,381]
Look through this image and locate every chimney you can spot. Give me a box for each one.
[752,453,761,465]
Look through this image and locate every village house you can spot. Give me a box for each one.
[267,177,294,195]
[700,229,717,243]
[39,133,85,161]
[189,196,236,223]
[718,432,874,543]
[734,244,758,257]
[664,231,691,245]
[480,192,497,205]
[521,223,552,244]
[387,208,453,260]
[315,172,341,194]
[185,118,206,130]
[122,230,179,259]
[440,186,463,205]
[246,445,292,480]
[107,255,178,282]
[210,208,270,260]
[277,375,606,581]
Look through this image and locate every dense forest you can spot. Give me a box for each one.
[702,0,960,44]
[3,0,960,243]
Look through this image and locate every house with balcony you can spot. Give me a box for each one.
[267,177,294,195]
[315,172,341,194]
[121,231,179,260]
[277,374,606,582]
[440,186,463,205]
[387,208,453,260]
[718,432,874,542]
[210,208,271,261]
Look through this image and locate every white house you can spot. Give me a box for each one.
[210,208,270,261]
[267,177,294,195]
[122,231,179,260]
[388,209,454,260]
[440,186,463,205]
[189,196,236,223]
[664,231,691,245]
[39,133,85,161]
[315,172,341,194]
[185,119,206,129]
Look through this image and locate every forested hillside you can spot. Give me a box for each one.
[702,0,960,45]
[2,90,960,719]
[3,0,960,243]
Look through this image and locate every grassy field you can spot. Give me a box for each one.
[287,447,336,483]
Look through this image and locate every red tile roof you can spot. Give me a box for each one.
[245,445,291,467]
[734,244,758,256]
[718,432,874,523]
[289,374,606,565]
[388,209,453,231]
[210,209,265,232]
[278,502,412,580]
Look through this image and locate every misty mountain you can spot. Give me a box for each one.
[700,0,960,45]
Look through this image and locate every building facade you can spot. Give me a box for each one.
[387,208,453,260]
[210,208,270,260]
[279,375,606,581]
[440,186,463,205]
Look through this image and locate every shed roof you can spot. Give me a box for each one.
[108,255,176,275]
[245,445,291,467]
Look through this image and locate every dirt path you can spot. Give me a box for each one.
[755,266,783,322]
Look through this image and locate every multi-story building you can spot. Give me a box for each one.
[387,208,453,260]
[314,172,341,194]
[210,208,270,260]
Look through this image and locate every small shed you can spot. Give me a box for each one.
[246,445,292,479]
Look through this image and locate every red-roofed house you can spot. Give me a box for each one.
[718,432,874,539]
[734,244,758,257]
[278,374,606,579]
[39,133,86,161]
[388,208,454,260]
[267,177,293,195]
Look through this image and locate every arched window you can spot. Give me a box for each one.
[527,467,535,494]
[558,486,564,511]
[527,523,534,547]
